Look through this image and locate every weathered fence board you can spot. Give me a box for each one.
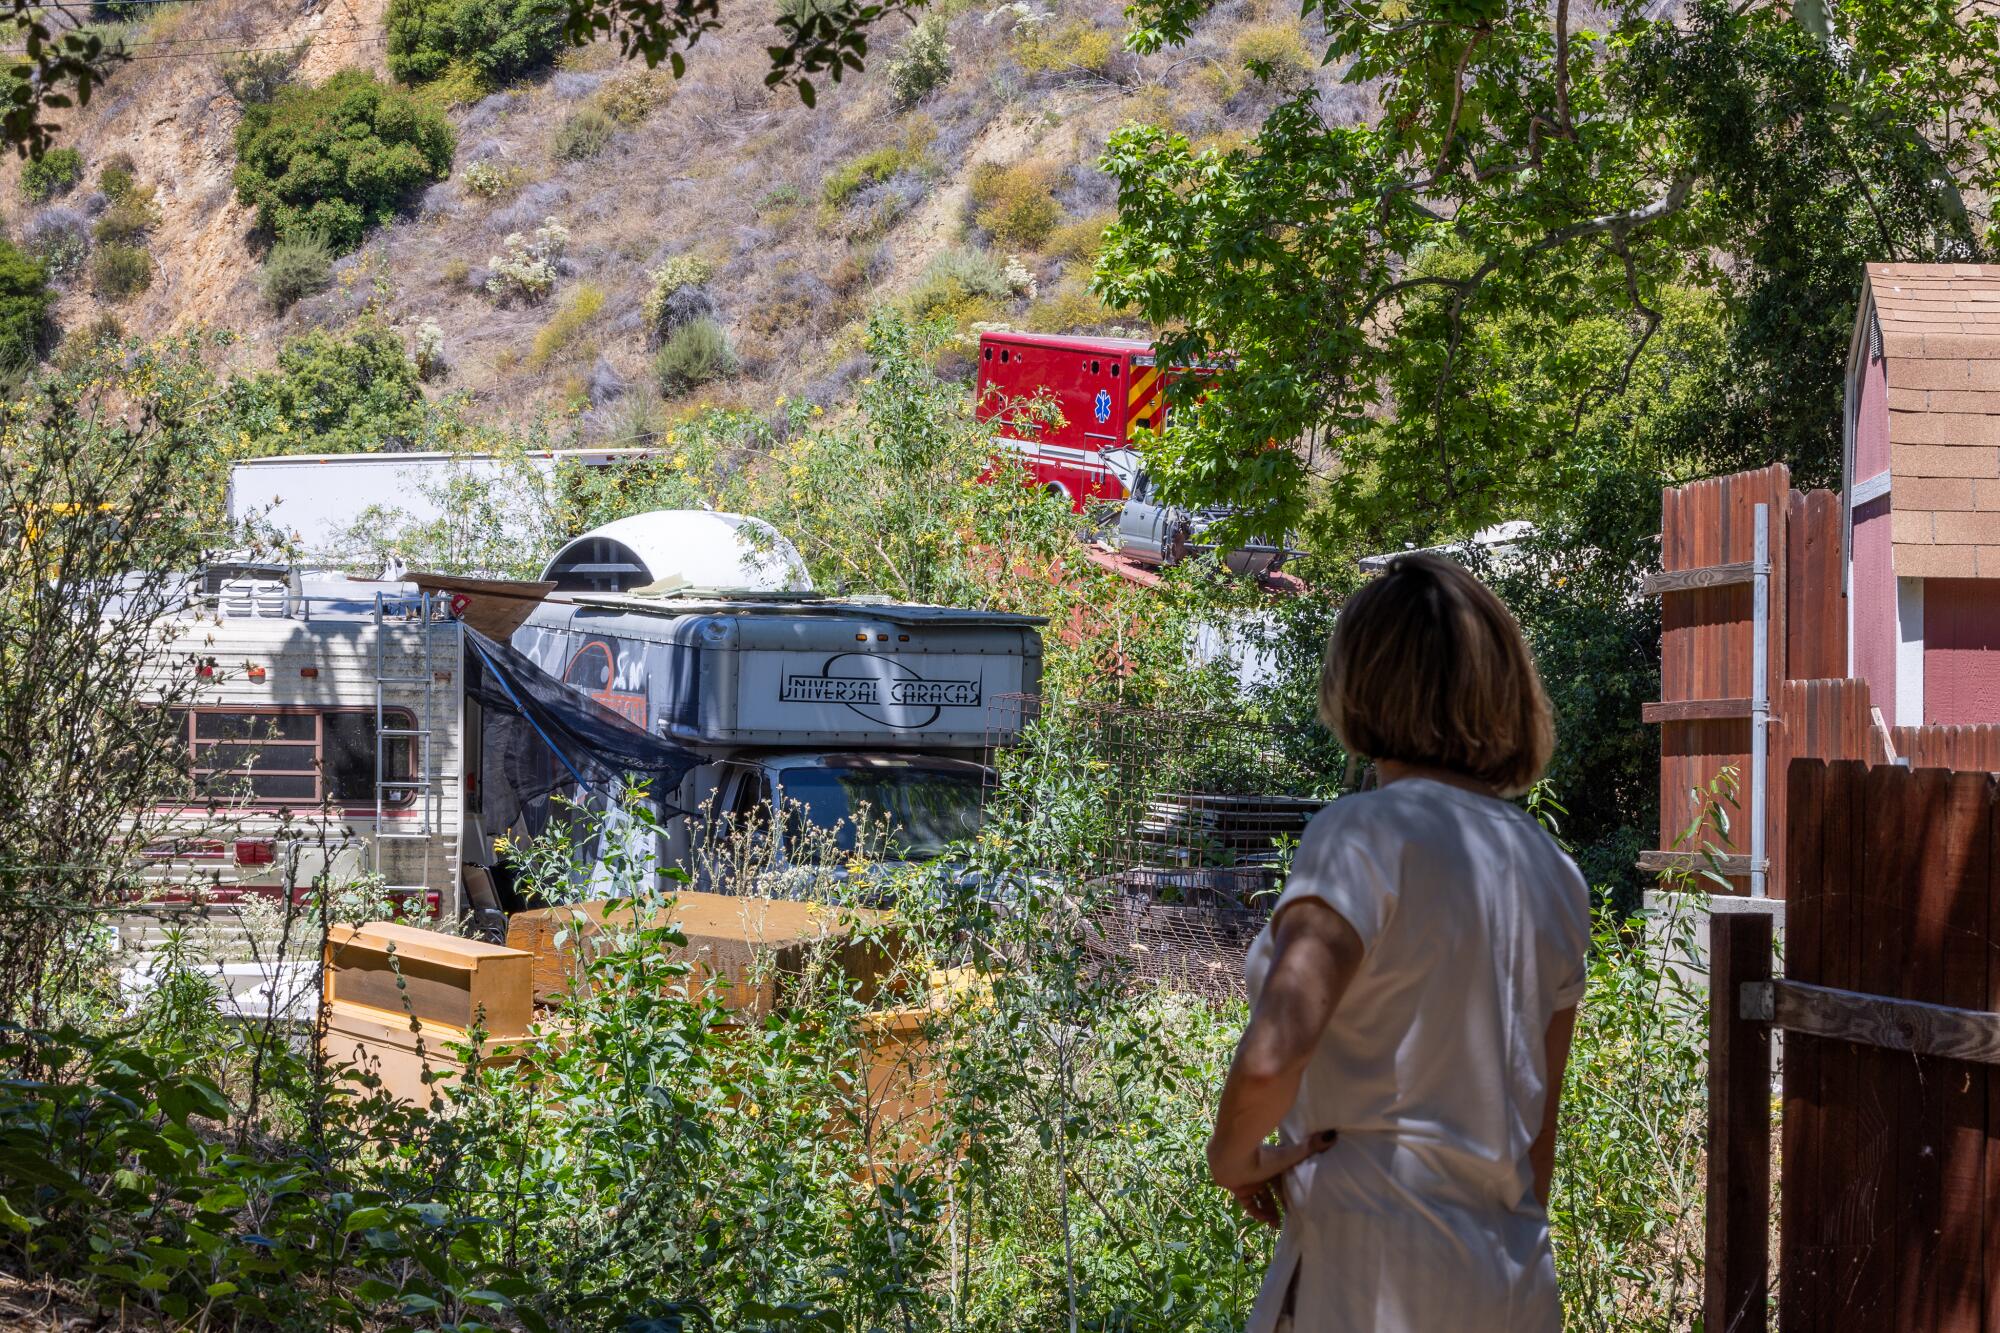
[1764,759,2000,1332]
[1896,725,2000,773]
[1651,471,1849,899]
[1707,909,1773,1333]
[1778,758,1826,1327]
[1788,488,1846,682]
[1655,466,1792,894]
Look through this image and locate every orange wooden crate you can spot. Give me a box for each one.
[323,921,533,1037]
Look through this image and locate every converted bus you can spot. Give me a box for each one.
[972,331,1220,511]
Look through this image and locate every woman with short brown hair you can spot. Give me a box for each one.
[1208,553,1589,1332]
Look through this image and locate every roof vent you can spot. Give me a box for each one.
[540,510,815,596]
[201,559,300,619]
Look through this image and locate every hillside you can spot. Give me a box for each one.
[1,0,1360,439]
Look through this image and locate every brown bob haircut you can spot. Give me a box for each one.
[1319,552,1554,798]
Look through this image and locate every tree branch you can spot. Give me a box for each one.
[1553,0,1573,138]
[1570,239,1666,438]
[1531,174,1696,252]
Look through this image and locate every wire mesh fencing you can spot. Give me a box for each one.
[984,694,1332,1002]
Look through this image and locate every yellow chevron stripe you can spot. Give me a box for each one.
[1127,367,1160,408]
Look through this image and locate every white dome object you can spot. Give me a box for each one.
[541,510,815,596]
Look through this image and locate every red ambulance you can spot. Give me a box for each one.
[973,330,1214,512]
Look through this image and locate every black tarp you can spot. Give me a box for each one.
[464,627,698,903]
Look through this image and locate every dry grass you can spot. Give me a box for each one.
[22,0,1297,431]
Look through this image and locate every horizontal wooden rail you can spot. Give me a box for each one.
[1637,850,1766,876]
[1642,698,1753,723]
[1743,979,2000,1066]
[1642,561,1757,594]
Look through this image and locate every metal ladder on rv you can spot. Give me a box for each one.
[372,590,456,907]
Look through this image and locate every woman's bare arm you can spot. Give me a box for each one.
[1529,1005,1577,1206]
[1208,898,1364,1225]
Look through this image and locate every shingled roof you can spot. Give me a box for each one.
[1863,262,2000,578]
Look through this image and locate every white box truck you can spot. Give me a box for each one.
[226,449,658,564]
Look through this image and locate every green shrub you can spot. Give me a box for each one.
[228,323,426,452]
[258,232,333,312]
[461,159,521,199]
[92,187,157,245]
[90,242,151,300]
[387,0,565,86]
[1549,898,1707,1325]
[1014,18,1116,77]
[642,252,715,341]
[98,151,135,200]
[776,0,841,20]
[219,43,305,103]
[969,159,1063,248]
[1232,20,1315,87]
[19,147,81,203]
[594,68,670,124]
[551,106,614,162]
[528,281,605,367]
[905,246,1014,327]
[757,183,802,213]
[654,316,735,395]
[887,15,953,109]
[233,70,455,252]
[409,59,489,112]
[22,208,89,283]
[0,239,51,369]
[1045,211,1112,263]
[53,312,122,368]
[1025,279,1119,332]
[823,122,935,208]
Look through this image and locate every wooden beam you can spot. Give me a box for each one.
[1765,979,2000,1067]
[1642,698,1753,723]
[1643,561,1757,595]
[1637,850,1766,877]
[1708,911,1773,1333]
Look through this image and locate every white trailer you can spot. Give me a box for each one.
[226,448,658,566]
[129,564,473,955]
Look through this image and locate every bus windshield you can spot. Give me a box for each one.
[774,764,987,861]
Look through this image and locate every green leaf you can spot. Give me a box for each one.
[0,1196,40,1233]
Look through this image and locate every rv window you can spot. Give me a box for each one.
[774,765,986,862]
[196,712,315,743]
[182,709,414,807]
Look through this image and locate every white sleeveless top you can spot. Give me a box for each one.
[1242,778,1591,1333]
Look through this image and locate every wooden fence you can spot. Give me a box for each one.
[1650,466,2000,898]
[1708,758,2000,1331]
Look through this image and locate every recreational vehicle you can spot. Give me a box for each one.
[135,564,469,905]
[512,511,1045,882]
[130,511,1045,935]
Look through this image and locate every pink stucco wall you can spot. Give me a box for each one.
[1924,578,2000,723]
[1851,349,1899,723]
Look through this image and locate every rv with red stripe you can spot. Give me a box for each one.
[973,331,1214,512]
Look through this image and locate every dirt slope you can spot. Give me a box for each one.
[5,0,1335,434]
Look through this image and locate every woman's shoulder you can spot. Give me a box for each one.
[1302,778,1518,834]
[1293,784,1444,860]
